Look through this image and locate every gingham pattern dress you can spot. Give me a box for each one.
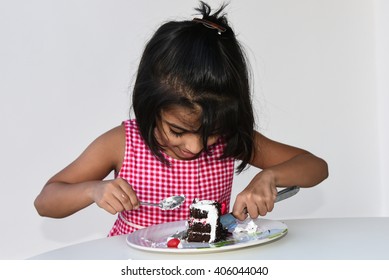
[108,119,235,236]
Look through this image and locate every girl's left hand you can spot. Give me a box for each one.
[232,170,278,221]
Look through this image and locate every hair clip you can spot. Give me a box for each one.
[192,18,226,35]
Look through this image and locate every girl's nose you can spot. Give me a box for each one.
[184,134,203,154]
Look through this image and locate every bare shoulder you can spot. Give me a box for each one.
[85,124,126,171]
[96,124,126,151]
[46,124,126,184]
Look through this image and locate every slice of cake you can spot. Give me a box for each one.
[186,199,227,243]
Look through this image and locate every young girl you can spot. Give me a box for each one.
[34,2,328,236]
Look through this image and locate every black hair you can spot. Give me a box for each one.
[132,1,254,173]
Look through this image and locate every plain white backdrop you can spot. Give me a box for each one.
[0,0,388,259]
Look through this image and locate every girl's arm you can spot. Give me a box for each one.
[232,131,328,220]
[34,125,139,218]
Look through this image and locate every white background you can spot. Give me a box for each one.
[0,0,388,259]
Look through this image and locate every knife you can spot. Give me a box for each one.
[170,187,300,239]
[220,186,300,231]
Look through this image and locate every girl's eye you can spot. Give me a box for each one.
[169,129,184,137]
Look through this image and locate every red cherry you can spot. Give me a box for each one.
[167,238,181,248]
[221,202,227,215]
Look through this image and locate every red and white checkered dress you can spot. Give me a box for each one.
[108,119,235,236]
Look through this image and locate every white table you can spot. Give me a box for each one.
[29,217,389,260]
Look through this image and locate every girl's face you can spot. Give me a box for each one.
[154,106,219,160]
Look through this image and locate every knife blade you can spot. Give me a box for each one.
[220,186,300,231]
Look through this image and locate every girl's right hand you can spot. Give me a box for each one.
[92,178,140,214]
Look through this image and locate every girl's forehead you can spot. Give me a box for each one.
[161,106,202,130]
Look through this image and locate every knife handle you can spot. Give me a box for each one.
[275,186,300,203]
[239,187,300,215]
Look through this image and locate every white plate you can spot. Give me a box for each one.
[126,218,288,254]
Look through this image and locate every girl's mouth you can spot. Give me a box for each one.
[178,149,198,159]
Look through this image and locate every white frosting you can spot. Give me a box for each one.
[234,219,258,234]
[189,199,219,243]
[161,195,185,210]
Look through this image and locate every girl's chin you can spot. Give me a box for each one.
[179,150,197,159]
[162,146,201,160]
[171,148,200,160]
